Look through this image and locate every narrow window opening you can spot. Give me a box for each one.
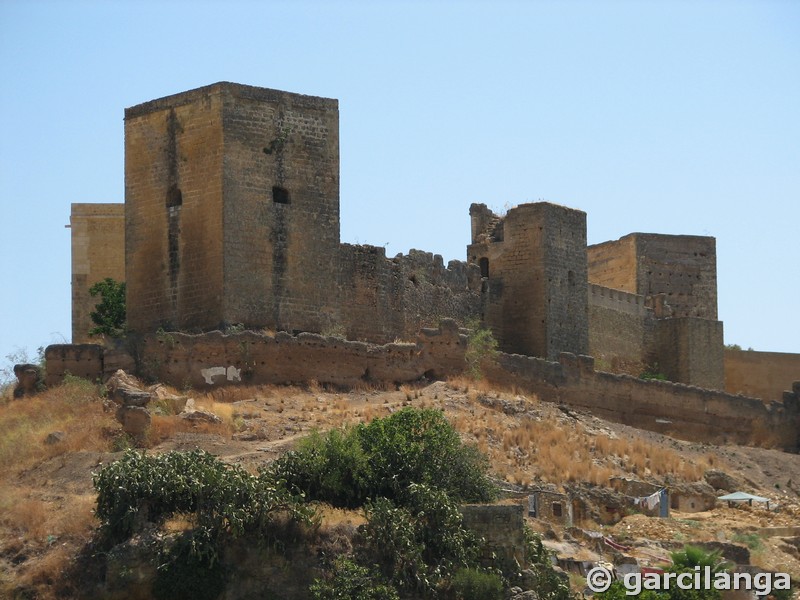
[273,186,290,204]
[479,257,489,278]
[167,185,183,208]
[552,502,563,517]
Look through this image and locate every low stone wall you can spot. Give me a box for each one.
[44,325,799,450]
[44,344,104,386]
[483,353,798,449]
[133,320,467,389]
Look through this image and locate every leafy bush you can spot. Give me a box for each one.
[465,320,498,380]
[88,277,126,337]
[523,525,574,600]
[359,483,481,595]
[451,568,504,600]
[152,529,227,600]
[94,449,315,543]
[310,557,399,600]
[275,428,373,509]
[272,408,496,508]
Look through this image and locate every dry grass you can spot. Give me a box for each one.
[450,394,710,487]
[0,379,114,477]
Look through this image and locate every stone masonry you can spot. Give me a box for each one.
[67,82,798,397]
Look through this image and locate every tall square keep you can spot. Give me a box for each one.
[124,82,340,333]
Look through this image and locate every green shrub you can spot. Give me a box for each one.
[523,525,574,600]
[465,320,498,380]
[153,529,227,600]
[310,557,399,600]
[360,483,481,595]
[451,568,504,600]
[273,428,372,508]
[94,449,315,544]
[272,407,496,508]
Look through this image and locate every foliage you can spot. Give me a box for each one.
[668,545,732,574]
[359,483,481,595]
[522,525,575,600]
[274,428,372,508]
[310,557,399,600]
[464,320,498,380]
[639,363,668,381]
[664,545,733,600]
[152,529,227,600]
[272,408,496,508]
[93,449,315,545]
[596,580,661,600]
[450,568,504,600]
[89,277,126,337]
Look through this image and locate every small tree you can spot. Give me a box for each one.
[88,277,126,337]
[465,319,498,380]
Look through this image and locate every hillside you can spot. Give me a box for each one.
[1,376,799,598]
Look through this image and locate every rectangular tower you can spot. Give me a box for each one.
[468,202,588,360]
[124,82,340,333]
[70,203,126,343]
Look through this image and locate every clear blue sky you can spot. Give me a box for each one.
[1,0,798,377]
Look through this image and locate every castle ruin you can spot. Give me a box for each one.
[64,82,798,418]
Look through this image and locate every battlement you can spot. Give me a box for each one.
[125,82,338,119]
[588,283,650,317]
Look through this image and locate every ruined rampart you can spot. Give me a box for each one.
[483,352,795,448]
[45,327,798,450]
[336,246,481,343]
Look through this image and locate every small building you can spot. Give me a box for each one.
[529,488,574,527]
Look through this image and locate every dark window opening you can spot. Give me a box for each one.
[273,186,290,204]
[552,502,563,517]
[167,185,183,208]
[479,257,489,278]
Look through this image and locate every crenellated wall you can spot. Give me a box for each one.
[336,245,481,343]
[588,283,655,370]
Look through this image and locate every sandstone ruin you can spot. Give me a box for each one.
[52,82,799,448]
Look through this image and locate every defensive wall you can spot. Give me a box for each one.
[44,323,800,450]
[725,349,800,402]
[70,204,125,344]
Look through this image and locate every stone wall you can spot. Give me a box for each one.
[725,349,800,401]
[133,320,467,389]
[468,202,588,360]
[588,283,654,369]
[586,234,638,293]
[653,317,725,390]
[483,352,798,450]
[70,204,125,343]
[588,233,718,320]
[45,327,798,450]
[336,246,481,343]
[44,344,104,386]
[125,84,226,332]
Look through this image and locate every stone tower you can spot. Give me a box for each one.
[468,202,588,360]
[124,82,340,333]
